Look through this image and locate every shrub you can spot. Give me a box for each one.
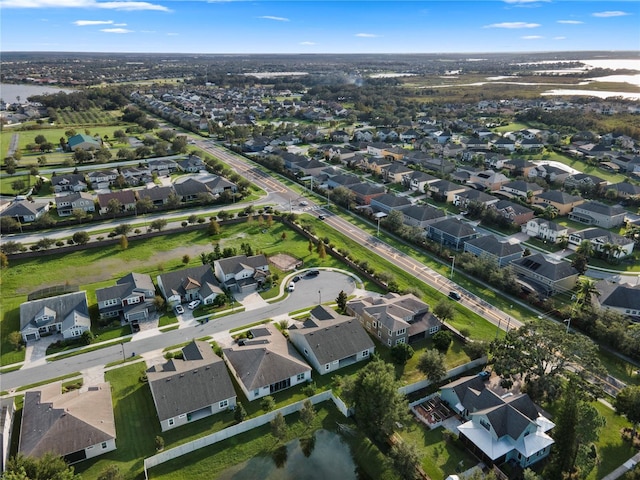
[261,395,276,412]
[432,330,453,352]
[301,382,316,397]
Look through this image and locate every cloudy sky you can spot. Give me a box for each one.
[1,0,638,53]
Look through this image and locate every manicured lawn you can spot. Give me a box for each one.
[400,424,478,479]
[598,348,640,386]
[0,173,35,195]
[542,151,627,184]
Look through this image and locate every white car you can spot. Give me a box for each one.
[188,299,201,310]
[299,201,308,206]
[174,305,185,315]
[288,282,295,292]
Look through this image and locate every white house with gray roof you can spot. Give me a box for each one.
[568,201,626,228]
[593,280,640,319]
[1,200,50,223]
[55,192,95,217]
[214,254,269,292]
[510,253,579,297]
[95,273,156,323]
[147,340,236,431]
[20,291,90,342]
[289,305,374,375]
[157,265,223,307]
[223,324,311,401]
[522,218,570,244]
[568,228,634,258]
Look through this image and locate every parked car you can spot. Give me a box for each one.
[305,269,320,278]
[131,321,140,332]
[448,291,461,301]
[288,282,295,292]
[478,371,491,381]
[292,275,301,282]
[188,299,201,310]
[174,305,185,315]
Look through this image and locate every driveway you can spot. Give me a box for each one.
[22,334,62,369]
[234,290,269,310]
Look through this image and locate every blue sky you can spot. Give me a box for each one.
[1,1,638,53]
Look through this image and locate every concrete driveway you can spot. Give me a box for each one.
[22,334,62,369]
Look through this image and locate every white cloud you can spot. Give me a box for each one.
[100,27,132,33]
[521,35,543,39]
[592,11,630,18]
[484,21,541,28]
[0,0,170,11]
[299,41,316,46]
[73,19,113,25]
[557,20,583,24]
[355,33,380,38]
[554,36,566,40]
[258,15,289,22]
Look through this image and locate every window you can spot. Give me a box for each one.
[396,337,406,345]
[102,442,108,449]
[396,328,406,336]
[297,373,305,381]
[168,418,174,426]
[178,414,187,419]
[362,350,369,357]
[219,399,229,409]
[479,419,491,431]
[378,331,382,338]
[387,339,392,346]
[372,321,377,328]
[254,389,260,397]
[325,364,330,371]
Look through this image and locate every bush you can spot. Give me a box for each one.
[301,382,316,397]
[390,343,414,365]
[155,436,164,451]
[261,395,276,412]
[56,240,65,247]
[432,330,453,352]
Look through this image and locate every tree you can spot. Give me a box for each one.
[615,386,640,435]
[150,219,167,231]
[308,239,313,255]
[120,235,128,250]
[153,295,166,313]
[5,453,80,480]
[575,277,599,310]
[208,220,220,236]
[0,252,8,269]
[572,254,589,275]
[8,331,22,351]
[281,231,287,241]
[433,300,454,323]
[37,155,47,167]
[317,241,326,259]
[72,231,90,245]
[106,198,122,217]
[97,464,124,480]
[136,196,154,214]
[432,330,452,352]
[155,435,164,451]
[336,290,348,313]
[300,399,316,428]
[0,217,20,233]
[386,441,420,480]
[182,254,190,265]
[350,357,410,442]
[234,402,247,422]
[390,343,414,366]
[270,412,287,442]
[72,208,89,224]
[261,395,275,412]
[417,349,446,383]
[11,179,25,192]
[490,322,604,402]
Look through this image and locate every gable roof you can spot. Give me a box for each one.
[371,193,412,209]
[402,204,446,223]
[20,291,89,332]
[158,265,222,298]
[138,185,175,202]
[97,190,136,207]
[147,341,236,421]
[1,200,49,219]
[19,382,115,459]
[574,201,626,217]
[534,190,583,205]
[67,133,100,149]
[215,254,268,276]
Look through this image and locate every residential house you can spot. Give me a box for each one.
[370,193,412,214]
[147,340,237,431]
[326,174,361,190]
[0,398,15,472]
[138,185,175,206]
[592,280,640,319]
[428,180,469,203]
[20,291,91,342]
[55,192,95,217]
[289,305,375,375]
[420,157,455,175]
[214,254,270,292]
[377,128,399,142]
[349,183,386,206]
[491,200,535,226]
[400,129,420,142]
[517,137,544,151]
[19,382,116,463]
[95,273,156,323]
[568,201,626,228]
[469,170,510,192]
[382,163,413,183]
[223,324,311,401]
[463,235,524,267]
[87,169,118,189]
[173,178,212,202]
[453,189,499,209]
[606,182,640,200]
[522,218,570,244]
[384,146,407,162]
[402,204,447,229]
[360,156,391,176]
[531,190,584,216]
[460,137,490,151]
[440,376,554,468]
[568,228,634,259]
[491,136,516,152]
[366,142,393,156]
[119,168,150,186]
[564,173,607,194]
[177,155,206,173]
[353,129,374,142]
[52,173,87,193]
[427,218,479,251]
[347,292,441,346]
[325,146,356,163]
[67,133,101,151]
[330,130,350,143]
[403,170,438,192]
[157,265,224,308]
[147,158,179,175]
[96,190,136,215]
[503,158,536,177]
[443,143,464,158]
[499,181,544,201]
[510,253,579,296]
[1,200,50,223]
[204,176,237,195]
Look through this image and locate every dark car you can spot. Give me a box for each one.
[305,269,320,277]
[478,371,491,381]
[293,275,301,282]
[448,290,461,301]
[318,215,326,220]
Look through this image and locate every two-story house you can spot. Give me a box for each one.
[95,273,156,323]
[531,190,584,216]
[213,254,270,293]
[522,218,570,244]
[427,218,479,251]
[463,235,524,268]
[157,265,224,308]
[510,253,579,297]
[55,192,95,217]
[20,291,91,342]
[568,201,626,229]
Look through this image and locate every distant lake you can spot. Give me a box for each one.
[0,83,75,103]
[216,429,361,480]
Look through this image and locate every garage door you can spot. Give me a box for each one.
[25,334,37,341]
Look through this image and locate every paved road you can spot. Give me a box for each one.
[1,271,355,391]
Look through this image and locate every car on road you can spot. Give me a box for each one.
[448,291,461,301]
[305,269,320,278]
[288,282,295,292]
[174,305,185,315]
[318,215,325,220]
[299,201,309,206]
[188,299,201,310]
[292,275,301,282]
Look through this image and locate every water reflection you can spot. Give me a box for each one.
[218,429,358,480]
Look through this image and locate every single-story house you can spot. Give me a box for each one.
[440,376,554,468]
[463,235,524,268]
[20,291,91,342]
[568,228,634,259]
[402,204,447,228]
[138,185,176,206]
[593,280,640,319]
[147,340,237,431]
[223,324,311,401]
[55,192,95,217]
[214,254,270,292]
[157,265,224,307]
[96,190,136,215]
[369,193,412,214]
[349,183,386,206]
[177,154,206,173]
[1,200,50,223]
[289,305,375,375]
[95,273,156,323]
[19,382,116,464]
[67,133,101,151]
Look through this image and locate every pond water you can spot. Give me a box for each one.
[217,429,361,480]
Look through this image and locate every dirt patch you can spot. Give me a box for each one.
[269,253,302,272]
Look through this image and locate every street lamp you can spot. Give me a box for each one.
[377,217,381,237]
[120,342,126,362]
[318,290,322,305]
[564,317,571,334]
[449,255,455,279]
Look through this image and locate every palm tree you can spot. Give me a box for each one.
[609,244,625,264]
[575,277,599,310]
[576,240,594,258]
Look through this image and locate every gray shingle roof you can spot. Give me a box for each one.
[429,218,477,237]
[158,265,221,299]
[402,204,446,223]
[575,201,626,217]
[596,281,640,311]
[20,291,89,332]
[510,253,578,281]
[465,235,524,257]
[535,190,583,204]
